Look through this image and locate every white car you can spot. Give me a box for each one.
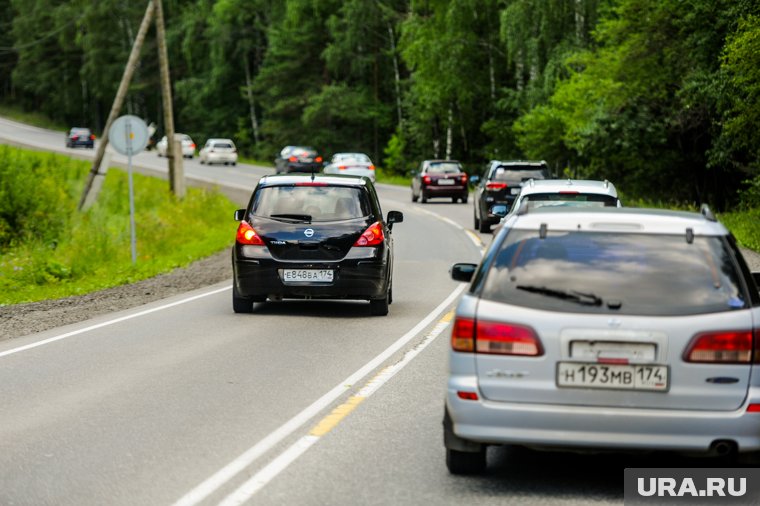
[156,134,195,158]
[492,179,621,233]
[199,138,238,166]
[323,152,376,182]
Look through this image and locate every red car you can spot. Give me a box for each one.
[411,160,469,203]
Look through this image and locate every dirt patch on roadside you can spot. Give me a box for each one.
[0,249,231,340]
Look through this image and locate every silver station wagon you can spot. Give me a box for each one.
[445,206,760,474]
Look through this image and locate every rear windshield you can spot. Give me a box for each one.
[251,185,370,222]
[491,166,549,182]
[71,128,90,135]
[522,193,618,210]
[477,230,747,316]
[212,142,234,149]
[427,162,462,174]
[334,153,370,163]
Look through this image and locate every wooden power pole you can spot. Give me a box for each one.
[78,1,155,210]
[154,0,184,198]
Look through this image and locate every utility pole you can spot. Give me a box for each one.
[154,0,184,198]
[78,1,155,210]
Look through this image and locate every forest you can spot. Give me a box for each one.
[0,0,759,210]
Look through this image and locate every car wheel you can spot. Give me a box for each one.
[452,197,458,203]
[232,162,237,166]
[411,191,418,203]
[462,195,468,204]
[232,285,254,314]
[421,191,428,204]
[474,211,480,230]
[478,218,491,234]
[200,159,205,164]
[370,288,390,316]
[446,448,486,475]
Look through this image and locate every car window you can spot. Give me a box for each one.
[478,230,747,316]
[427,162,461,174]
[522,193,618,210]
[491,166,549,182]
[251,186,370,222]
[212,142,234,149]
[71,128,90,135]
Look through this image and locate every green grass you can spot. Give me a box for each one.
[0,102,69,132]
[0,145,237,305]
[375,169,411,186]
[717,208,760,252]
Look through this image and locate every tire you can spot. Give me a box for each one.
[232,162,237,166]
[232,285,254,313]
[478,218,491,234]
[452,197,458,203]
[462,195,468,204]
[200,159,205,165]
[421,191,428,204]
[474,212,480,230]
[370,288,390,316]
[411,192,418,203]
[446,448,487,475]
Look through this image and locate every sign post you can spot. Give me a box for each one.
[109,115,149,264]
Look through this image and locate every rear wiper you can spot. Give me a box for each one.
[269,213,312,223]
[516,285,603,306]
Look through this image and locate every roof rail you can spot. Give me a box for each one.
[516,199,530,215]
[700,204,717,222]
[604,179,609,189]
[528,178,535,187]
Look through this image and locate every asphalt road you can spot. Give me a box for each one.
[1,116,759,506]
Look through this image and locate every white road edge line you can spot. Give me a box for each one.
[172,283,467,506]
[0,286,230,359]
[218,314,456,505]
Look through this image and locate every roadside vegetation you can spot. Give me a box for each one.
[0,146,237,305]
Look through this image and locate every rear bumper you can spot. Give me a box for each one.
[423,185,468,198]
[206,152,237,163]
[233,247,390,300]
[286,163,321,173]
[446,378,760,453]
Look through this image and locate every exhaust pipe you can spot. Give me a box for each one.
[710,440,737,456]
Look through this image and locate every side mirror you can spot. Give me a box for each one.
[488,204,509,217]
[470,175,480,185]
[450,263,477,283]
[234,209,247,221]
[387,210,404,229]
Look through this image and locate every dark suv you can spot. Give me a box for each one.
[66,127,95,149]
[232,173,403,315]
[411,160,469,203]
[275,146,323,174]
[472,160,549,232]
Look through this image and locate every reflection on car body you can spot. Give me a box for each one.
[232,173,403,316]
[445,205,760,474]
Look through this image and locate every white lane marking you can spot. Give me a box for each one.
[0,286,230,359]
[218,312,456,505]
[172,284,466,506]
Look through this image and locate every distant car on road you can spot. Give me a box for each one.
[411,160,468,204]
[199,138,238,166]
[491,179,621,234]
[445,205,760,474]
[232,173,404,315]
[66,127,95,149]
[472,160,550,232]
[323,153,376,182]
[275,146,323,174]
[156,134,196,158]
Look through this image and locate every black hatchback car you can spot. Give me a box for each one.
[275,145,323,173]
[472,160,550,232]
[66,127,95,149]
[232,173,403,315]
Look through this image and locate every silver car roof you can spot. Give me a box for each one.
[506,207,729,236]
[518,179,618,198]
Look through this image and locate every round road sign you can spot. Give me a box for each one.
[109,115,149,156]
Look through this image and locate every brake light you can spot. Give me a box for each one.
[747,404,760,413]
[353,221,384,247]
[235,221,264,246]
[295,182,328,186]
[289,156,298,162]
[457,391,479,401]
[368,165,375,170]
[450,317,542,356]
[476,321,543,355]
[190,143,196,149]
[451,317,475,352]
[559,191,579,194]
[315,156,322,163]
[460,174,468,183]
[422,175,432,185]
[683,330,753,364]
[338,165,347,170]
[72,135,79,141]
[89,134,95,140]
[486,182,507,190]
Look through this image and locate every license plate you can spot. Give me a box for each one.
[281,269,334,284]
[437,179,455,185]
[510,187,521,195]
[557,362,668,391]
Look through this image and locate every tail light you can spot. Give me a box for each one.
[315,156,323,163]
[451,317,543,356]
[353,221,384,247]
[72,135,79,141]
[235,221,264,246]
[368,165,375,171]
[338,165,347,170]
[190,143,196,149]
[422,175,432,185]
[89,134,95,140]
[289,156,298,162]
[460,174,468,183]
[486,182,507,190]
[683,330,753,364]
